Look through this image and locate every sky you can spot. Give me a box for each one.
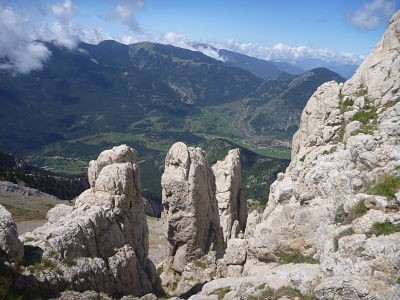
[0,0,398,73]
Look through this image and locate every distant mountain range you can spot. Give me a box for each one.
[192,43,358,79]
[0,40,344,198]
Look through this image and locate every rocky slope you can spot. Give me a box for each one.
[191,10,400,300]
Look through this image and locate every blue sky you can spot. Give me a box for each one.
[0,0,398,73]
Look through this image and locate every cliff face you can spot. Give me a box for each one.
[247,11,400,299]
[193,11,400,300]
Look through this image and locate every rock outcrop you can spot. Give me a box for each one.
[0,204,23,265]
[186,10,400,300]
[212,149,247,245]
[160,142,224,294]
[20,145,159,298]
[244,10,400,298]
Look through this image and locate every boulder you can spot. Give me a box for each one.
[0,204,23,265]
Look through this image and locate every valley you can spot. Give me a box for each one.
[0,40,344,204]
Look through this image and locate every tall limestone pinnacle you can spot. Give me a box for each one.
[212,148,247,245]
[160,142,248,295]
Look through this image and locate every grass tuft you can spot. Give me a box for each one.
[365,173,400,199]
[156,265,164,276]
[366,220,400,237]
[352,107,377,124]
[214,287,231,300]
[249,286,316,300]
[277,251,319,265]
[340,98,354,113]
[63,256,76,266]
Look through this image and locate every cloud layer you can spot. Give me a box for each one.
[348,0,396,30]
[0,7,50,74]
[0,0,373,74]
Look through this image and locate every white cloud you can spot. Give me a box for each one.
[222,39,364,65]
[348,0,396,30]
[146,31,364,66]
[79,28,114,45]
[50,0,77,19]
[111,0,144,32]
[0,6,51,74]
[37,0,79,49]
[37,21,80,49]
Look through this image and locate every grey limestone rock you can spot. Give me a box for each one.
[245,10,400,299]
[21,145,157,297]
[160,142,224,294]
[212,149,247,245]
[0,204,23,265]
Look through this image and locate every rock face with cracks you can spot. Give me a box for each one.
[20,145,158,298]
[212,149,247,245]
[244,11,400,299]
[161,142,224,291]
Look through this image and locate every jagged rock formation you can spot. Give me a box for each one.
[18,145,159,298]
[160,142,224,294]
[190,10,400,300]
[0,204,23,265]
[212,149,247,244]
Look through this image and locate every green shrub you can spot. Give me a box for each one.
[249,286,316,300]
[352,123,376,135]
[277,251,319,265]
[367,220,400,237]
[334,228,354,251]
[352,107,377,124]
[383,100,397,109]
[335,205,347,223]
[194,259,209,269]
[365,173,400,199]
[156,265,164,276]
[214,287,231,300]
[63,256,76,266]
[28,258,56,275]
[340,98,354,113]
[347,200,368,222]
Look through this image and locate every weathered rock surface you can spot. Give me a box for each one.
[0,204,23,264]
[0,180,58,201]
[160,142,224,294]
[20,145,158,298]
[244,10,400,298]
[212,149,247,245]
